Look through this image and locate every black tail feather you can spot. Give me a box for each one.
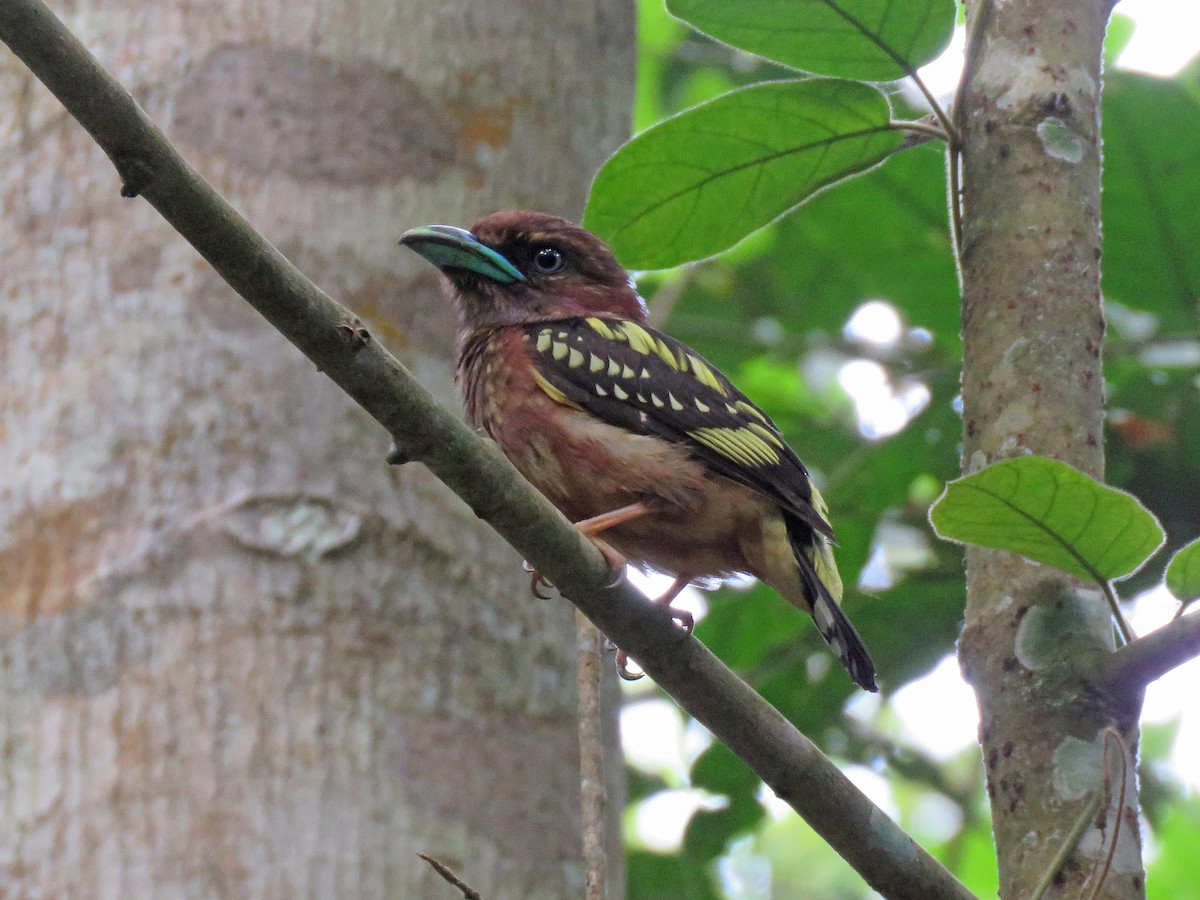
[787,519,878,692]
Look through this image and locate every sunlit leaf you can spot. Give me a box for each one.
[668,0,955,82]
[1166,538,1200,605]
[929,457,1164,584]
[585,79,901,269]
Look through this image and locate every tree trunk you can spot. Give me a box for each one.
[957,1,1144,897]
[0,1,633,896]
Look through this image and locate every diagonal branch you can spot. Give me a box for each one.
[0,2,974,898]
[1100,611,1200,697]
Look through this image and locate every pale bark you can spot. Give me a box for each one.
[957,1,1144,897]
[0,1,632,897]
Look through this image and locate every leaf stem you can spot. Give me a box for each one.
[891,118,949,142]
[1100,580,1135,645]
[908,71,960,147]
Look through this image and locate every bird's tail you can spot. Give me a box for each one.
[785,516,878,692]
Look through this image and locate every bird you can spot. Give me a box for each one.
[400,211,878,691]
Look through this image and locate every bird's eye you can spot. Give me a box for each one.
[532,246,565,275]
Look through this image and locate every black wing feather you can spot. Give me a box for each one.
[522,317,833,539]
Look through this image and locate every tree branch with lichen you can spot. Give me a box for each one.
[0,1,974,897]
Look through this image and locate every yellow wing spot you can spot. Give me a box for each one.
[568,348,585,369]
[734,400,770,424]
[607,358,621,377]
[589,354,605,373]
[641,368,652,379]
[532,369,582,409]
[674,348,690,372]
[655,339,681,369]
[687,356,727,395]
[613,384,629,400]
[650,394,664,408]
[536,330,553,353]
[619,322,657,357]
[595,384,608,397]
[668,393,684,411]
[811,484,831,520]
[552,341,569,361]
[746,422,784,448]
[621,364,636,379]
[636,393,647,403]
[556,331,568,339]
[726,403,740,415]
[691,426,781,467]
[694,398,710,413]
[586,317,616,340]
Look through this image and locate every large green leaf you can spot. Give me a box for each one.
[929,457,1164,584]
[584,78,901,269]
[1103,73,1200,324]
[1166,538,1200,605]
[668,0,955,81]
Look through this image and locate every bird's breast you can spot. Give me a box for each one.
[456,328,779,581]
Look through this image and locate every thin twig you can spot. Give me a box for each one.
[576,611,608,900]
[1086,728,1129,900]
[954,0,994,137]
[0,5,976,898]
[417,854,485,900]
[1029,792,1102,900]
[947,146,964,273]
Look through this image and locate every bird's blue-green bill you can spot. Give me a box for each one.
[399,225,525,284]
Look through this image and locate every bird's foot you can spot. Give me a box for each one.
[610,575,695,681]
[522,537,628,600]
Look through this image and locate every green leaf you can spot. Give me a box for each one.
[690,741,759,797]
[626,849,722,899]
[1166,538,1200,604]
[668,0,955,82]
[682,794,767,862]
[584,78,901,269]
[929,457,1164,584]
[1103,73,1200,323]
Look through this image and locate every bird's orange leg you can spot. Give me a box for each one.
[526,502,651,597]
[616,573,695,681]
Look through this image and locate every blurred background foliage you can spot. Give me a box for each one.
[614,2,1200,897]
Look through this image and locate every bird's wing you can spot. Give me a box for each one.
[522,317,834,540]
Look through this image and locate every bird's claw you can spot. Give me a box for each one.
[522,559,555,599]
[670,606,695,638]
[615,649,644,681]
[609,603,693,682]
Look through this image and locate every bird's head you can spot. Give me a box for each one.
[400,211,646,333]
